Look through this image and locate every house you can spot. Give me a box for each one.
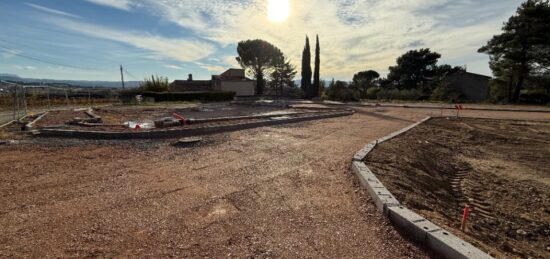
[170,68,255,96]
[445,71,491,101]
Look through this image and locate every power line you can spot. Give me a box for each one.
[0,45,102,71]
[123,68,140,80]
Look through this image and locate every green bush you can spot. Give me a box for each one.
[139,75,169,92]
[488,79,509,103]
[366,87,381,99]
[519,88,549,104]
[376,88,422,101]
[119,91,236,103]
[326,81,360,102]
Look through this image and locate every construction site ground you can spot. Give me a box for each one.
[1,103,549,258]
[365,117,550,258]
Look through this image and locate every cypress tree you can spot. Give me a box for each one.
[301,36,312,98]
[313,35,320,98]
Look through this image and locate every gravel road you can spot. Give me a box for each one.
[1,106,548,258]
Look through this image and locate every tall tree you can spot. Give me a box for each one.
[313,35,321,98]
[301,36,312,98]
[270,58,297,96]
[352,70,380,97]
[478,0,550,103]
[387,48,441,89]
[236,39,284,95]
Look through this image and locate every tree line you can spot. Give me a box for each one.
[236,34,322,99]
[236,0,548,103]
[327,0,549,103]
[236,39,298,97]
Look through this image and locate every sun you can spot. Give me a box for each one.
[268,0,290,23]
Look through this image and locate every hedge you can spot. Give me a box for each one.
[119,91,236,102]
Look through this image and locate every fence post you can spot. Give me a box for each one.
[46,84,51,111]
[22,86,27,116]
[12,85,17,120]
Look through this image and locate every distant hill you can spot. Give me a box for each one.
[0,74,140,88]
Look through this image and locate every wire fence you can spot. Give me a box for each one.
[0,81,120,125]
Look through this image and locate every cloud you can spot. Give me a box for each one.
[13,65,36,70]
[83,0,133,11]
[133,0,517,78]
[1,48,23,59]
[196,62,226,73]
[25,3,80,19]
[223,56,240,68]
[163,64,184,70]
[43,17,215,62]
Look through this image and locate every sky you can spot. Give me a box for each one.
[0,0,522,82]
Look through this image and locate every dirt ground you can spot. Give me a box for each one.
[365,118,550,258]
[94,103,297,125]
[26,104,332,132]
[0,104,549,258]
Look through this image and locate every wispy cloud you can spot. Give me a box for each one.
[7,0,520,80]
[163,64,184,70]
[1,48,23,59]
[196,62,226,73]
[25,3,80,19]
[44,17,215,62]
[13,65,37,70]
[83,0,133,11]
[134,0,517,77]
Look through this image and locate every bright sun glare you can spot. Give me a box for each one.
[268,0,290,22]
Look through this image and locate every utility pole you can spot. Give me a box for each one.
[120,65,125,90]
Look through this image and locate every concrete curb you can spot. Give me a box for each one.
[0,120,15,129]
[38,110,353,139]
[244,99,550,113]
[351,117,493,259]
[353,116,432,161]
[355,103,550,113]
[24,112,49,130]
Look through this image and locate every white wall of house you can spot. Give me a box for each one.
[221,81,255,96]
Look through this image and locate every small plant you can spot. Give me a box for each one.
[139,75,169,92]
[366,87,381,99]
[326,81,360,102]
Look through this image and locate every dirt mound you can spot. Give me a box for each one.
[365,118,550,258]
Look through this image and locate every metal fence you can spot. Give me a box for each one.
[0,81,119,125]
[0,82,26,124]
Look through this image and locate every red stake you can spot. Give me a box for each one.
[461,204,471,231]
[173,112,187,125]
[455,104,463,118]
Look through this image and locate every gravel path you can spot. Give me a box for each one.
[1,106,548,258]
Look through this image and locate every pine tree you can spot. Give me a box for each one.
[301,36,312,99]
[313,35,320,98]
[478,0,550,103]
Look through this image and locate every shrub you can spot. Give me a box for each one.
[519,88,549,104]
[366,87,381,99]
[488,79,509,103]
[376,88,423,101]
[326,81,360,102]
[139,75,169,92]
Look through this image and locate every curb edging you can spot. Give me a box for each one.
[351,117,493,259]
[38,110,354,139]
[24,112,49,130]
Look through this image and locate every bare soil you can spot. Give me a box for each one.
[365,118,550,258]
[35,110,90,127]
[94,103,296,125]
[1,105,549,258]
